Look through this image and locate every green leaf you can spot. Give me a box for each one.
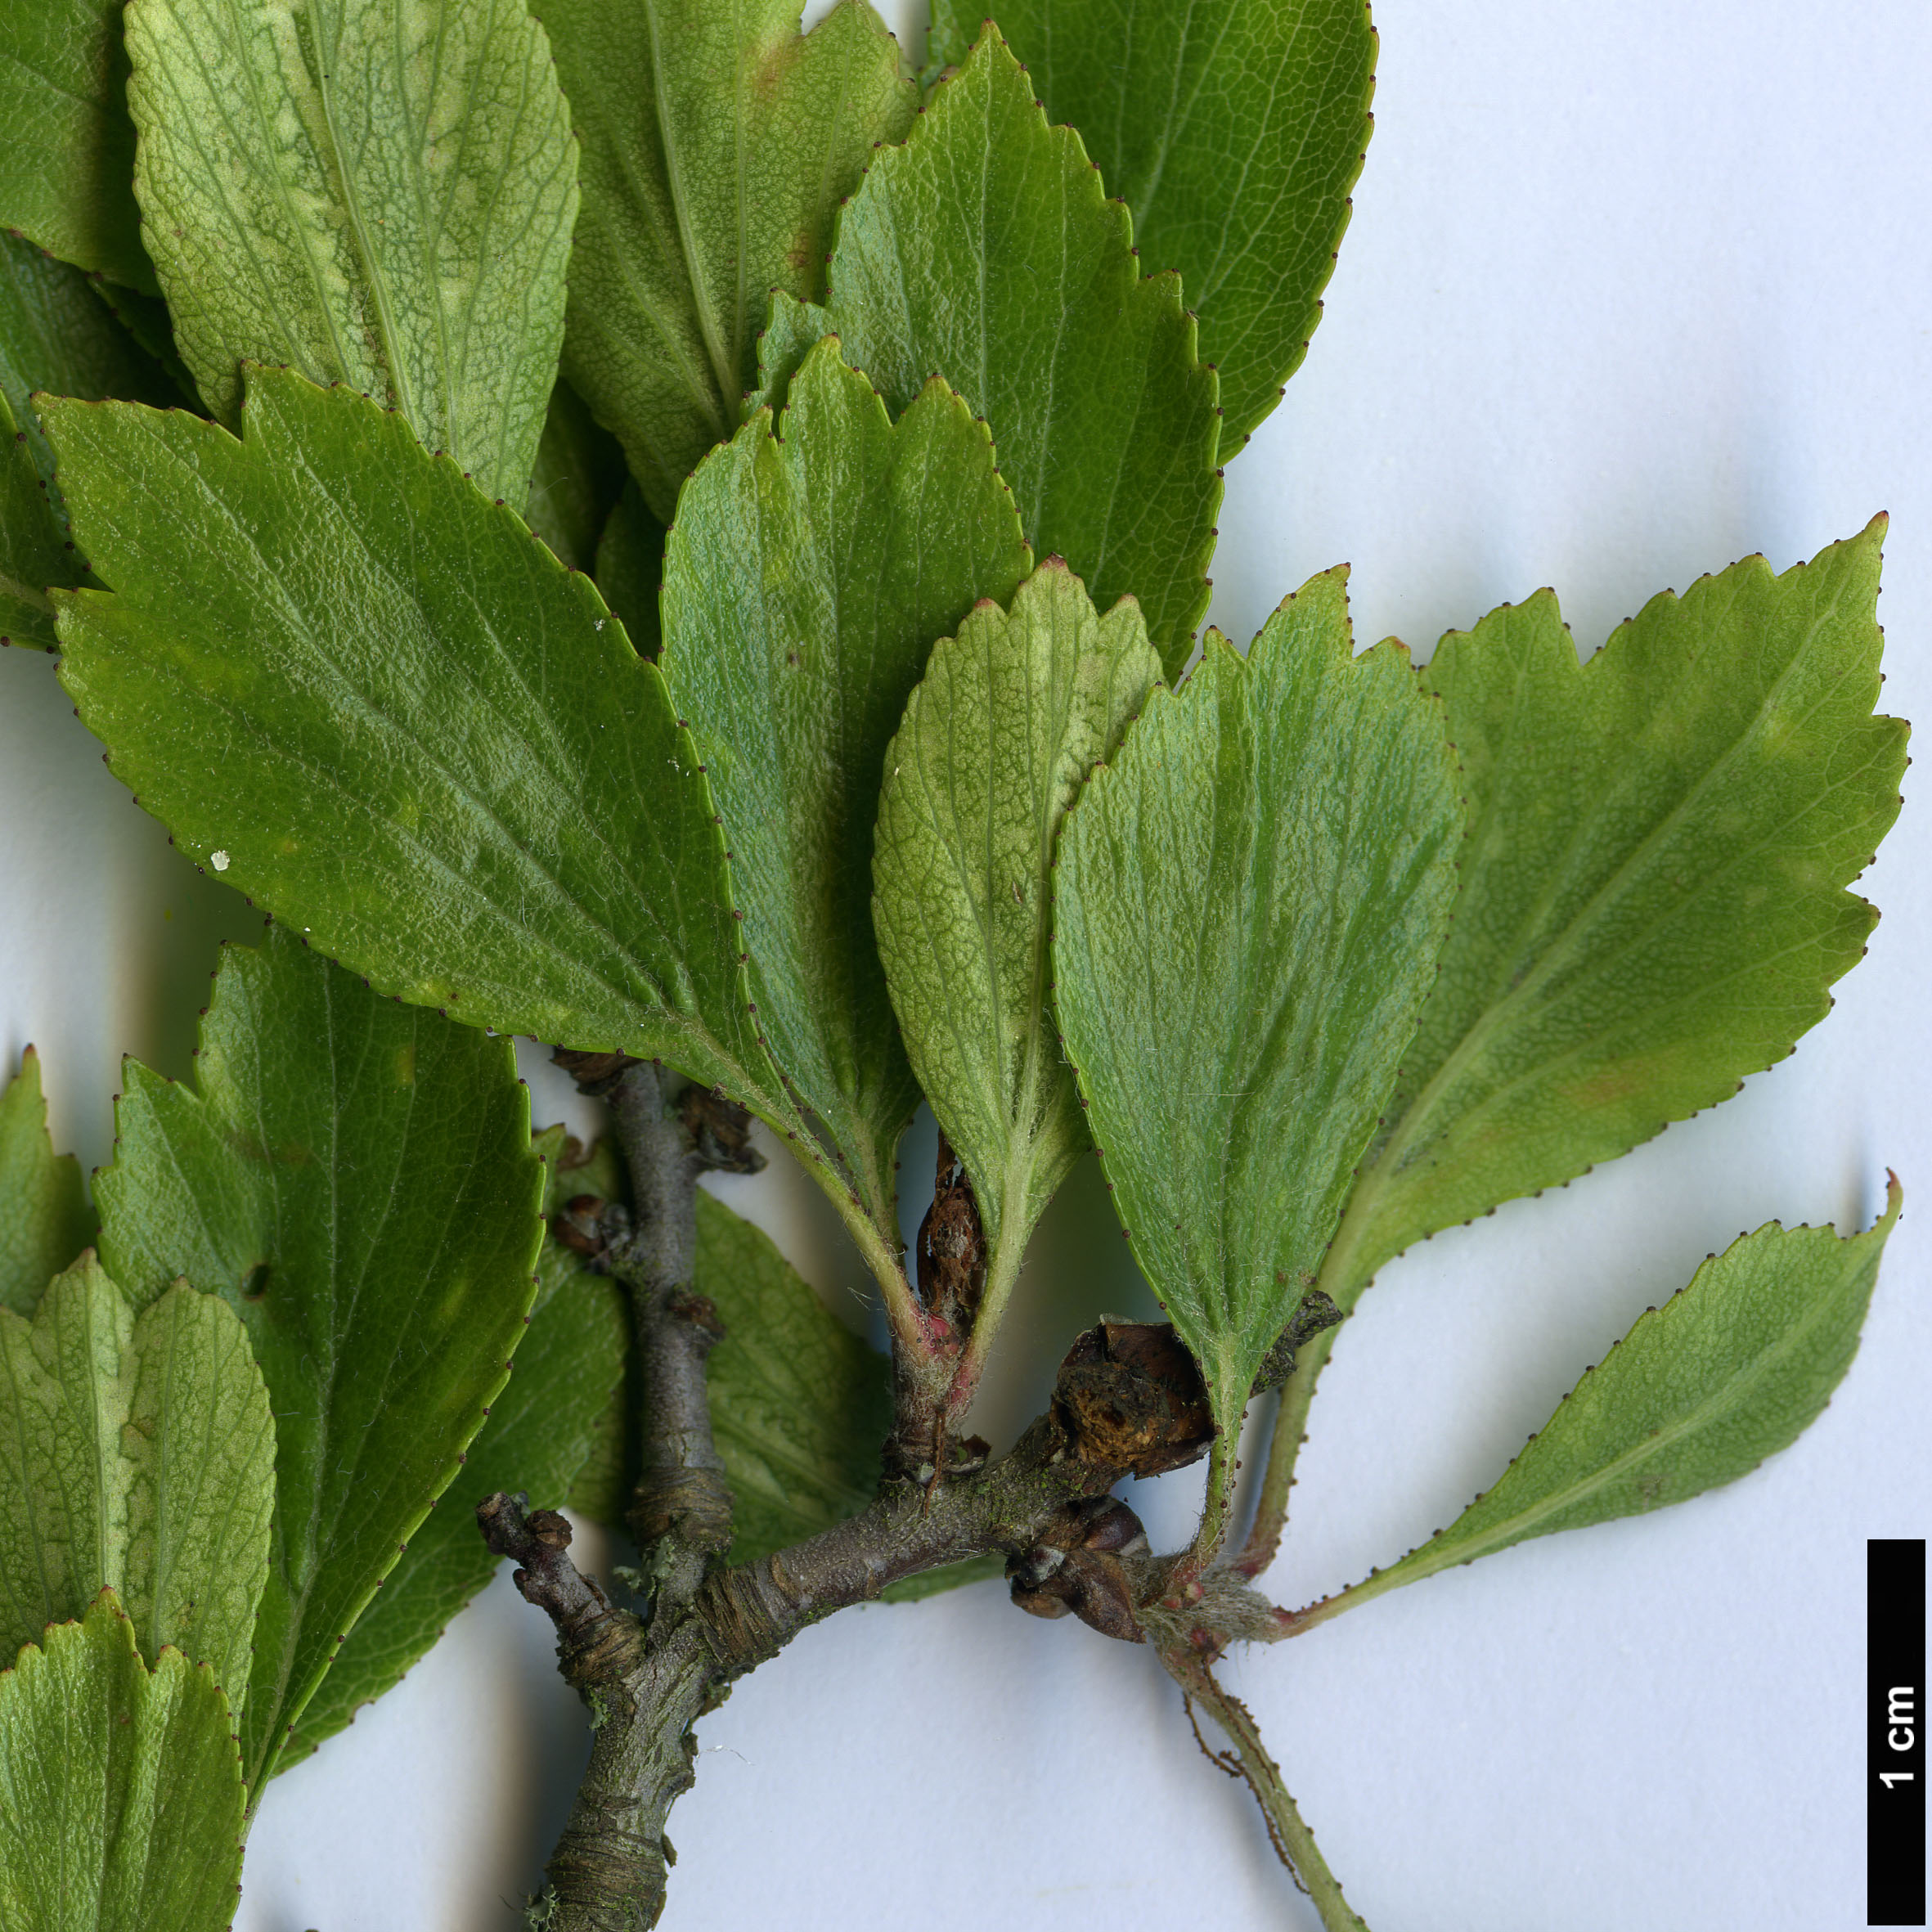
[83,277,200,405]
[1302,1184,1901,1627]
[0,230,178,649]
[285,1193,624,1763]
[0,1048,94,1314]
[0,1592,243,1932]
[0,380,69,649]
[546,0,915,522]
[93,927,544,1790]
[532,1129,635,1529]
[0,1255,273,1701]
[756,29,1221,672]
[878,1552,1004,1603]
[0,1,155,290]
[928,0,1376,449]
[524,378,628,574]
[698,1192,891,1566]
[594,479,666,659]
[124,0,579,502]
[1054,570,1461,1434]
[873,559,1160,1298]
[46,367,790,1139]
[662,339,1031,1233]
[1326,520,1909,1303]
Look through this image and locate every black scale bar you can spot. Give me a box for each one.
[1871,1538,1925,1926]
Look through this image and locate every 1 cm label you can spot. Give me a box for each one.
[1880,1686,1916,1790]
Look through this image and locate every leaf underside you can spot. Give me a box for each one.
[0,1257,274,1702]
[756,29,1222,673]
[928,0,1377,448]
[1327,1186,1900,1616]
[0,1048,94,1314]
[873,559,1161,1265]
[94,927,543,1790]
[546,0,915,523]
[1331,519,1908,1301]
[0,1593,244,1932]
[661,338,1032,1233]
[1054,570,1462,1432]
[125,0,579,503]
[0,0,155,290]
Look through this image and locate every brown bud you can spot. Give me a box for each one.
[680,1085,765,1174]
[914,1129,986,1337]
[1053,1319,1215,1476]
[552,1194,610,1257]
[1005,1495,1151,1643]
[551,1047,645,1095]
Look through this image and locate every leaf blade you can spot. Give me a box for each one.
[0,1593,244,1932]
[766,29,1222,672]
[0,0,154,290]
[0,230,180,649]
[1054,571,1462,1431]
[125,0,579,501]
[47,367,789,1126]
[94,928,544,1789]
[661,339,1031,1232]
[0,1048,94,1314]
[697,1192,892,1565]
[285,1177,625,1761]
[928,0,1376,447]
[1306,1186,1900,1623]
[0,1258,272,1703]
[873,559,1160,1275]
[1329,521,1908,1301]
[547,0,915,521]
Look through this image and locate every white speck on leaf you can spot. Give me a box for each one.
[210,849,231,872]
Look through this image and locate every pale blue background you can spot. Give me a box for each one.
[2,4,1926,1927]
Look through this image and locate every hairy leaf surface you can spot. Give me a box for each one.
[1055,572,1461,1431]
[0,1049,93,1314]
[662,339,1031,1232]
[1328,521,1907,1301]
[0,1593,242,1932]
[755,30,1220,672]
[0,1257,273,1700]
[698,1193,891,1565]
[94,928,543,1790]
[546,0,914,522]
[125,0,578,502]
[1306,1185,1899,1623]
[0,1,153,290]
[928,0,1375,447]
[0,231,178,648]
[47,368,793,1133]
[874,560,1159,1281]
